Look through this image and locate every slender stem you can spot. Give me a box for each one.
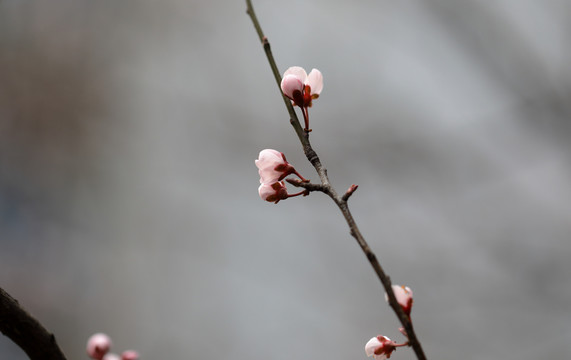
[245,0,308,149]
[335,202,425,360]
[246,1,427,360]
[0,287,68,360]
[302,106,310,132]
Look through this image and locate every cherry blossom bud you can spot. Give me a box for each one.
[255,149,296,184]
[258,181,289,204]
[87,333,112,360]
[280,66,323,107]
[365,335,398,360]
[385,285,413,316]
[121,350,140,360]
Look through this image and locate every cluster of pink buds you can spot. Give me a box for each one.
[255,149,308,204]
[365,285,414,359]
[254,66,322,203]
[87,333,140,360]
[280,66,323,131]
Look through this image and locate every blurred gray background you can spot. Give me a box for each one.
[1,0,570,359]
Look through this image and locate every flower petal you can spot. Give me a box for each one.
[281,75,304,99]
[393,285,412,305]
[365,337,382,357]
[283,66,307,82]
[385,285,413,316]
[306,68,323,95]
[256,149,282,164]
[258,183,275,201]
[256,149,287,184]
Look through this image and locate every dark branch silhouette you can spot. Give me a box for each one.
[0,287,67,360]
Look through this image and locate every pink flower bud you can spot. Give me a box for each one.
[121,350,140,360]
[255,149,295,184]
[385,285,413,316]
[280,66,323,107]
[365,335,397,360]
[87,333,112,360]
[258,181,289,204]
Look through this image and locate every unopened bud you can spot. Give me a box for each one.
[87,333,112,360]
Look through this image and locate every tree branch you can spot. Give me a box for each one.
[0,287,67,360]
[246,1,427,359]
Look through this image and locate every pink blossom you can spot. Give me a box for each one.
[280,66,323,131]
[365,336,398,360]
[87,333,112,360]
[258,181,289,204]
[121,350,140,360]
[280,66,323,107]
[255,149,295,184]
[385,285,413,316]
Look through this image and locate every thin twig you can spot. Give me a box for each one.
[0,287,67,360]
[341,184,359,202]
[246,1,427,360]
[286,178,328,194]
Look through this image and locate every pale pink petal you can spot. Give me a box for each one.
[306,68,323,95]
[255,149,287,184]
[385,285,413,315]
[259,181,288,203]
[365,337,382,357]
[87,333,112,360]
[258,168,280,184]
[257,149,282,162]
[283,66,307,82]
[280,75,304,99]
[393,285,412,307]
[385,285,412,305]
[258,183,276,201]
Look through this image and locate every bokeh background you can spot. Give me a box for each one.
[1,0,570,359]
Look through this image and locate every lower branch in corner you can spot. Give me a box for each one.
[0,287,67,360]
